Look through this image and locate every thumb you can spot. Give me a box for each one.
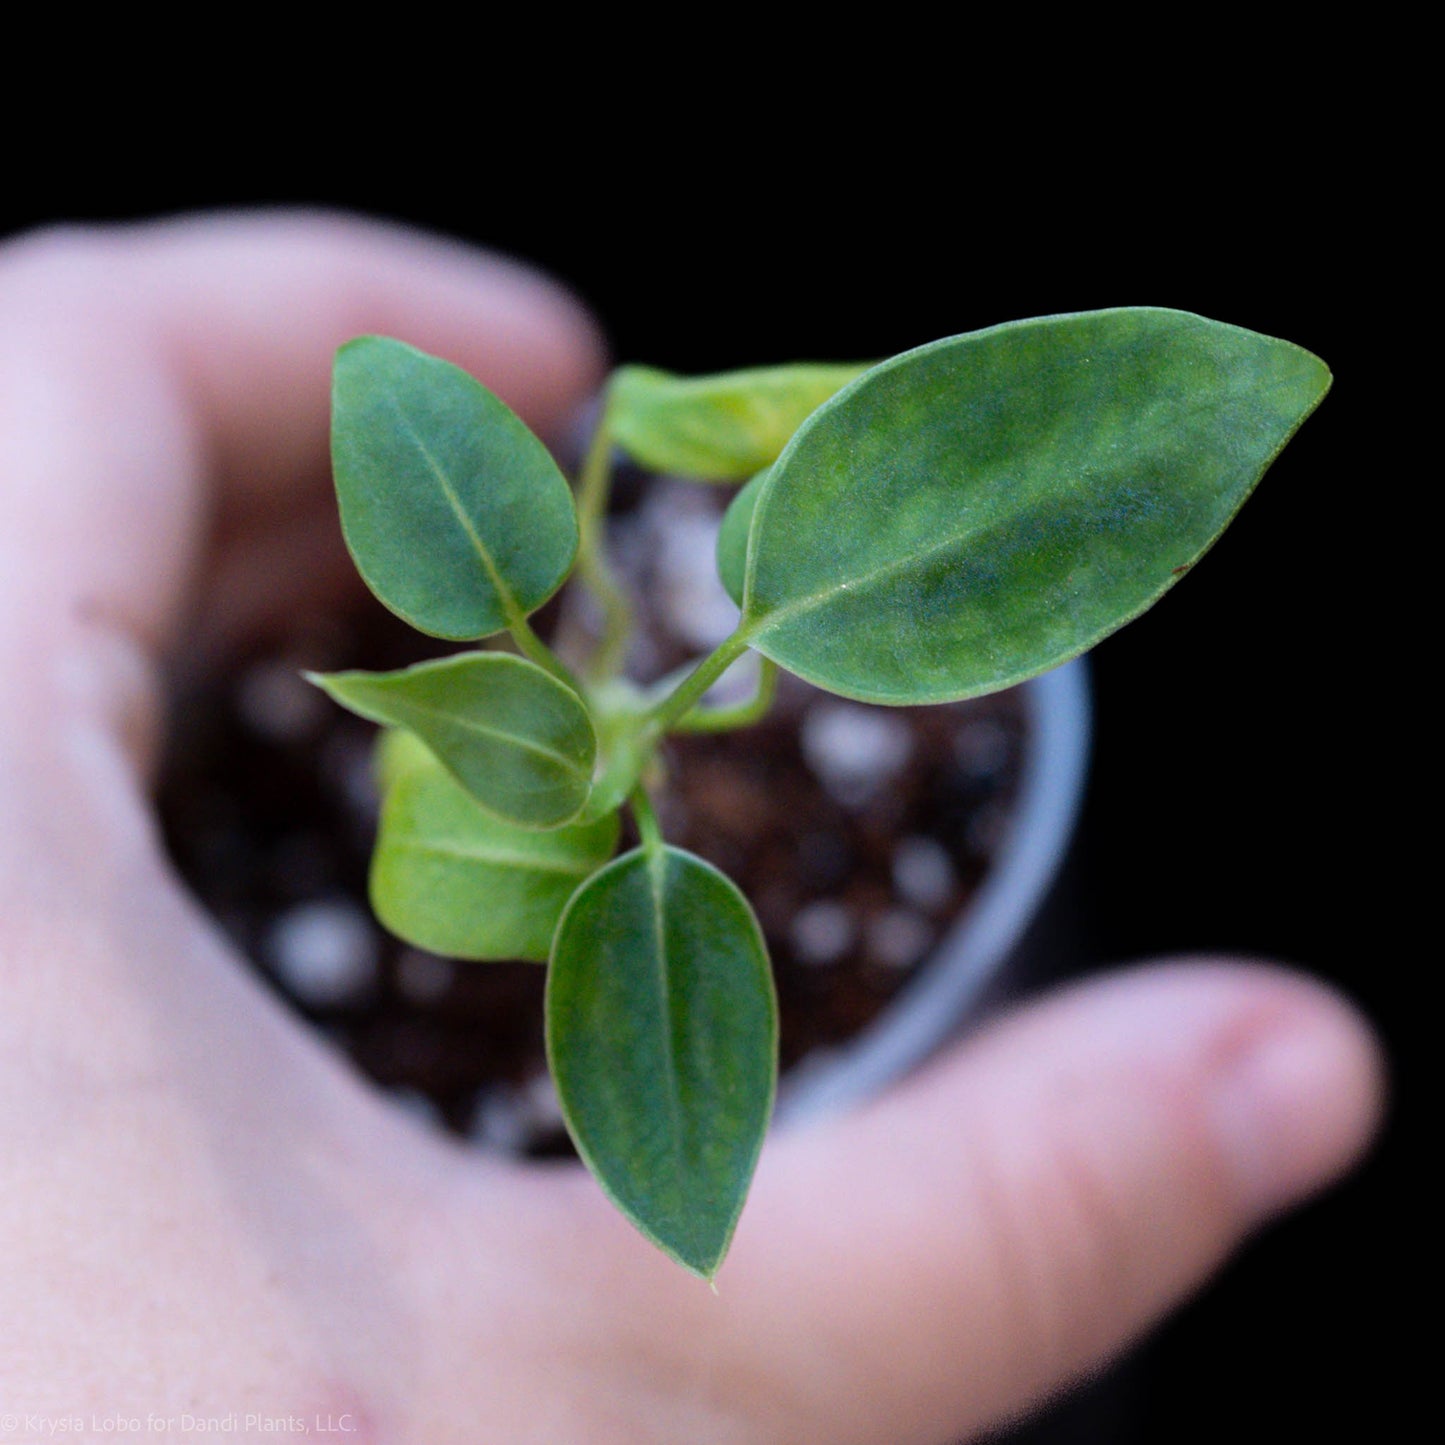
[709,961,1383,1444]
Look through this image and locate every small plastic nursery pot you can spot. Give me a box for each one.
[774,658,1091,1125]
[156,572,1087,1155]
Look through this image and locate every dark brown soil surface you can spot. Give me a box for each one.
[156,480,1025,1155]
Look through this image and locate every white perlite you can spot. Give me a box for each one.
[801,702,914,806]
[470,1072,566,1155]
[237,660,328,743]
[649,487,741,649]
[387,1086,445,1129]
[866,908,934,970]
[791,900,857,966]
[265,898,379,1006]
[892,836,956,911]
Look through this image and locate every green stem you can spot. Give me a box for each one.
[575,393,635,682]
[640,628,753,741]
[630,783,665,861]
[668,657,778,734]
[507,610,580,690]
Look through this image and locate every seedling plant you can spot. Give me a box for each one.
[317,309,1329,1279]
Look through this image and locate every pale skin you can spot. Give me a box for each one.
[0,214,1384,1444]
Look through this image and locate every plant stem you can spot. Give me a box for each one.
[575,392,634,683]
[630,783,665,861]
[640,628,753,741]
[668,657,778,734]
[506,611,579,690]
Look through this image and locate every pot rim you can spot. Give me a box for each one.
[775,658,1091,1122]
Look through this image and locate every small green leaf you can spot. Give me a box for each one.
[371,737,619,962]
[332,336,577,639]
[742,308,1331,704]
[372,722,431,794]
[610,362,868,481]
[547,845,777,1279]
[715,468,769,607]
[312,653,595,829]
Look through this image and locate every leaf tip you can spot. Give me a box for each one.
[654,1233,729,1284]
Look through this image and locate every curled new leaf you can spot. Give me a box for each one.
[610,362,868,481]
[741,308,1331,703]
[716,467,769,608]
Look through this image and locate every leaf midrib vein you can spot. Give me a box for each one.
[399,839,599,876]
[749,504,1005,635]
[393,698,581,775]
[392,398,523,628]
[647,852,687,1177]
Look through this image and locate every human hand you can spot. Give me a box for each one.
[0,213,1383,1444]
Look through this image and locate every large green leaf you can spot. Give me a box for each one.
[610,362,868,481]
[740,308,1331,703]
[312,653,595,829]
[332,336,577,639]
[715,468,769,607]
[370,735,619,962]
[547,845,777,1279]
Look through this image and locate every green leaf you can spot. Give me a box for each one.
[547,845,777,1279]
[332,336,577,639]
[715,468,769,607]
[312,653,595,829]
[372,722,431,794]
[370,736,619,962]
[610,362,868,481]
[741,308,1331,704]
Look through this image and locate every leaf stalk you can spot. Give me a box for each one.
[575,393,635,682]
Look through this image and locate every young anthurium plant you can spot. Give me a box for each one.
[316,309,1329,1280]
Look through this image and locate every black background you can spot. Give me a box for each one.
[2,109,1411,1441]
